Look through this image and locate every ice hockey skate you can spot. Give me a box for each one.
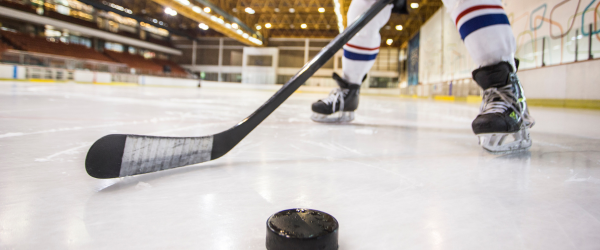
[311,73,360,123]
[471,61,535,152]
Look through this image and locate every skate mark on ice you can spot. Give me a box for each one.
[35,143,92,162]
[338,158,423,188]
[0,116,218,140]
[534,140,573,150]
[346,122,471,134]
[354,128,376,135]
[332,142,365,156]
[0,107,61,114]
[0,132,24,138]
[547,210,580,250]
[565,174,600,184]
[135,181,152,190]
[298,140,340,152]
[289,144,332,160]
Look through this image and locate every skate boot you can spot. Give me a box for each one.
[471,61,535,152]
[311,73,360,123]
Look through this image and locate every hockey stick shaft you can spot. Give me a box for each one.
[211,0,394,158]
[85,0,396,178]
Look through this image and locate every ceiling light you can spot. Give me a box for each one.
[318,7,325,13]
[176,0,190,6]
[210,16,224,24]
[274,8,280,12]
[300,23,307,29]
[232,23,238,29]
[265,23,272,28]
[256,25,261,30]
[249,37,262,45]
[386,39,393,45]
[242,33,249,38]
[232,8,237,12]
[289,8,295,13]
[165,8,177,16]
[395,25,403,30]
[199,23,209,30]
[236,29,243,34]
[204,7,211,13]
[192,6,201,13]
[410,3,419,9]
[225,23,232,28]
[245,7,255,14]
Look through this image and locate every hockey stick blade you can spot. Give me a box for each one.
[85,0,397,179]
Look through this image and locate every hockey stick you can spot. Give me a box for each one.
[85,0,396,179]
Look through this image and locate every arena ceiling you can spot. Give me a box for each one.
[107,0,443,46]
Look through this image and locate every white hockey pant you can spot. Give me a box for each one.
[342,0,518,85]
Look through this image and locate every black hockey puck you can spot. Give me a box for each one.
[266,208,339,250]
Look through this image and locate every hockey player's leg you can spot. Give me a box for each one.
[311,0,393,123]
[311,73,359,123]
[443,0,535,152]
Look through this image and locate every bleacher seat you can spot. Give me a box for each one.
[0,41,12,51]
[0,30,113,62]
[152,58,187,74]
[104,50,164,73]
[1,30,187,76]
[45,11,98,29]
[0,0,36,14]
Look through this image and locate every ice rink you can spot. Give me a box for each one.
[1,80,600,249]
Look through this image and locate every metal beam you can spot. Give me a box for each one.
[151,0,263,46]
[0,6,181,55]
[75,0,197,41]
[193,0,259,39]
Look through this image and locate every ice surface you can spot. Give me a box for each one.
[1,81,600,249]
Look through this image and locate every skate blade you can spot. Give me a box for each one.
[311,111,355,123]
[477,127,532,152]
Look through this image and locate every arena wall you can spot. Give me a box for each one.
[415,0,600,105]
[0,63,199,87]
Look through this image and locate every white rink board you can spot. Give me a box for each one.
[139,75,199,87]
[0,64,25,79]
[73,70,112,83]
[519,59,600,100]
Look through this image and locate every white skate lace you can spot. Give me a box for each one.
[321,88,349,112]
[480,85,534,127]
[480,85,516,115]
